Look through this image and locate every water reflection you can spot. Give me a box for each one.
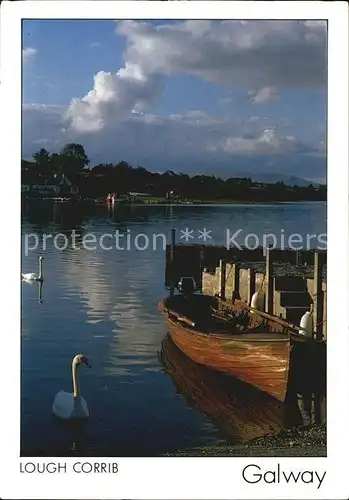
[289,341,326,426]
[52,418,89,457]
[159,334,325,444]
[297,392,326,426]
[21,278,44,304]
[38,280,44,304]
[21,201,326,455]
[22,199,87,234]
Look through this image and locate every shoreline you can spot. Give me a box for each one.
[22,197,326,206]
[164,423,326,457]
[142,200,325,205]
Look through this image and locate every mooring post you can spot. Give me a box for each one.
[313,251,324,340]
[170,228,176,296]
[296,250,300,266]
[247,268,256,305]
[265,245,274,314]
[231,262,240,300]
[313,392,322,425]
[219,259,226,300]
[199,245,205,290]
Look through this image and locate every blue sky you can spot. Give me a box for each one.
[23,21,126,105]
[22,19,327,182]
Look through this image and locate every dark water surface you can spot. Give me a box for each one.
[21,201,326,456]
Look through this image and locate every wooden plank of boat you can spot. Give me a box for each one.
[159,334,302,443]
[159,294,291,402]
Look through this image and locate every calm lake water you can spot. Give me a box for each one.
[21,201,326,456]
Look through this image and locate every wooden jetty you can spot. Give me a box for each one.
[165,231,327,340]
[161,231,326,401]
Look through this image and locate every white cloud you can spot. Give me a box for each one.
[66,66,163,133]
[89,41,102,48]
[66,20,326,134]
[248,86,279,104]
[22,21,326,182]
[167,110,228,127]
[218,129,306,155]
[218,97,233,105]
[22,46,37,63]
[22,103,68,157]
[22,103,325,181]
[116,20,326,87]
[32,138,51,144]
[22,103,316,161]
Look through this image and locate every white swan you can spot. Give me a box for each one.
[22,256,44,282]
[52,354,91,420]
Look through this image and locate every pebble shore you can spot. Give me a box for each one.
[165,423,326,457]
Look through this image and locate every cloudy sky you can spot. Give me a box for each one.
[22,19,327,182]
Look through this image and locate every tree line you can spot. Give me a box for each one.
[22,143,326,202]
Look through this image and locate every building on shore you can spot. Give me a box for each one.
[21,172,78,197]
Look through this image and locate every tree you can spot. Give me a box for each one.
[60,143,89,175]
[32,148,51,173]
[50,152,63,175]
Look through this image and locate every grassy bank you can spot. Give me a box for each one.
[164,423,326,457]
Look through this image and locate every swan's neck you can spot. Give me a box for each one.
[38,259,43,280]
[72,361,80,398]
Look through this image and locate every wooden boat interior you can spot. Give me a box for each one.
[163,293,295,339]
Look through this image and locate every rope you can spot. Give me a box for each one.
[314,318,327,328]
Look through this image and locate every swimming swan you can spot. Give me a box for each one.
[22,256,44,282]
[52,354,91,420]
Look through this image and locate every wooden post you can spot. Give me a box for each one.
[296,250,300,266]
[219,260,226,300]
[199,246,205,290]
[247,269,256,305]
[231,263,240,300]
[313,392,322,425]
[170,228,175,261]
[313,251,324,340]
[170,229,176,296]
[265,246,274,314]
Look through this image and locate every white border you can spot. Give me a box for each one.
[0,1,348,499]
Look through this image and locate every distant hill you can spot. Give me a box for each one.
[144,153,326,187]
[234,172,320,187]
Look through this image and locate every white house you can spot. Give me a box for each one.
[21,173,78,196]
[128,192,150,197]
[58,174,78,195]
[31,183,60,195]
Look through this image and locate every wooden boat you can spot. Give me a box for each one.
[159,285,315,402]
[159,334,302,443]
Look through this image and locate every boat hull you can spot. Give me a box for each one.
[159,335,301,442]
[160,295,291,402]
